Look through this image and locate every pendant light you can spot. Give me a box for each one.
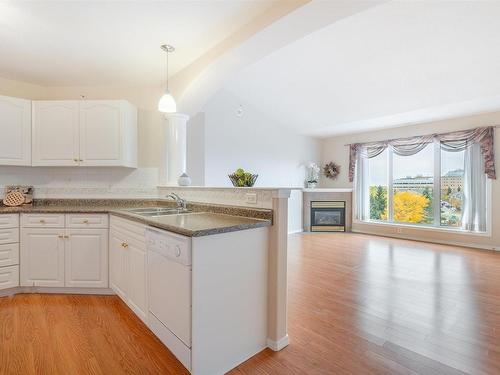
[158,44,177,113]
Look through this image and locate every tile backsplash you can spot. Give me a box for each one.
[0,166,160,198]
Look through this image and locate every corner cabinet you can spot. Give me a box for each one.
[32,100,137,167]
[0,95,31,166]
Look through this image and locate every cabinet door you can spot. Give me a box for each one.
[109,230,128,300]
[127,240,148,321]
[32,101,79,166]
[65,229,108,288]
[0,95,31,166]
[79,101,122,166]
[20,228,65,287]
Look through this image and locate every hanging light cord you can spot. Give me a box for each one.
[166,49,169,90]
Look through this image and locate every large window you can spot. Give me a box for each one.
[368,150,388,221]
[393,144,434,225]
[440,149,465,227]
[364,142,483,231]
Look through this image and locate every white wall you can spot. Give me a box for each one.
[191,89,320,233]
[321,111,500,250]
[187,112,206,186]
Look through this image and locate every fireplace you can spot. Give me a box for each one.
[310,201,346,232]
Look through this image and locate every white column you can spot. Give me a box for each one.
[161,113,190,186]
[267,190,291,351]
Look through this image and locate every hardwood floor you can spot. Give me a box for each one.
[0,294,189,375]
[1,232,499,374]
[234,233,500,375]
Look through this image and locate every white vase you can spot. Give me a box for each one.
[178,173,192,186]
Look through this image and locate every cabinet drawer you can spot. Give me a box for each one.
[0,228,19,245]
[66,214,109,228]
[0,265,19,290]
[0,214,19,229]
[0,243,19,267]
[21,214,65,228]
[110,215,146,244]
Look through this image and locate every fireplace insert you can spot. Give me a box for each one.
[310,201,345,232]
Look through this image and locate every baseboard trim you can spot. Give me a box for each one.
[267,335,289,351]
[0,286,115,298]
[288,229,304,235]
[352,229,500,252]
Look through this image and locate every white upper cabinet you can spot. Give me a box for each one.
[32,101,79,166]
[32,100,137,167]
[79,101,137,167]
[0,95,32,166]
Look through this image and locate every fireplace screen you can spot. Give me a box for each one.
[310,201,345,232]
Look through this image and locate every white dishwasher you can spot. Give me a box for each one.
[146,227,192,371]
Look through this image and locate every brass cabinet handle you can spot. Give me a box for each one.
[64,235,69,239]
[39,219,45,224]
[74,158,78,162]
[121,242,129,248]
[83,220,89,224]
[58,235,64,239]
[79,159,84,162]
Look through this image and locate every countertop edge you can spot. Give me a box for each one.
[108,211,272,237]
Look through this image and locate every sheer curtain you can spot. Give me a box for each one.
[462,143,487,232]
[354,147,369,221]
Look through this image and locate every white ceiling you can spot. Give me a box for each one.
[224,1,500,137]
[0,0,275,86]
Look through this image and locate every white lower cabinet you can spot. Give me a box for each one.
[109,231,127,300]
[0,214,19,291]
[126,240,148,319]
[65,229,108,288]
[20,213,109,289]
[0,265,19,290]
[20,228,65,287]
[109,216,148,323]
[0,243,19,267]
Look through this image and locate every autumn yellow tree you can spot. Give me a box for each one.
[382,191,429,223]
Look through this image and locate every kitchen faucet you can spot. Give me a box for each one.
[166,192,187,211]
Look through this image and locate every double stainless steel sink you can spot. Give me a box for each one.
[125,207,192,217]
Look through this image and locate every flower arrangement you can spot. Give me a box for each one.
[324,161,340,180]
[306,163,320,188]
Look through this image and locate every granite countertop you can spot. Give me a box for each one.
[110,210,271,237]
[0,199,272,237]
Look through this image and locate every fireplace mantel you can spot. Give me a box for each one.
[303,188,353,193]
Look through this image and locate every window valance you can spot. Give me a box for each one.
[348,126,496,182]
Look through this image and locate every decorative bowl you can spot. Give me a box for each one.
[228,173,258,187]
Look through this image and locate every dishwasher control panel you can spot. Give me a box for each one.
[146,228,192,266]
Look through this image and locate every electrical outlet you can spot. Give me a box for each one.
[397,227,403,234]
[245,193,257,204]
